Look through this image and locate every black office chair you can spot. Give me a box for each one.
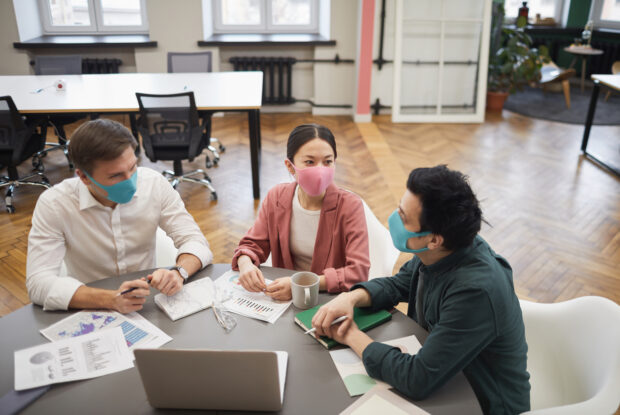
[33,55,85,169]
[0,96,51,213]
[135,91,217,200]
[167,51,225,168]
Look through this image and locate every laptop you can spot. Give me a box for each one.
[134,349,288,411]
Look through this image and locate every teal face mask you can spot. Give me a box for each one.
[86,170,138,204]
[388,210,431,253]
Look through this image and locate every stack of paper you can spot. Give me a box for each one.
[215,270,292,324]
[330,334,422,396]
[15,327,133,390]
[40,310,172,355]
[339,385,429,415]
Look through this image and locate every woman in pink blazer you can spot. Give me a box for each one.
[232,124,370,300]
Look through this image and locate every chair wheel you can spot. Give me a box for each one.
[219,144,226,152]
[205,159,213,169]
[210,192,217,201]
[212,158,219,166]
[6,205,15,214]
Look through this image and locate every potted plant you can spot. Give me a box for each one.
[487,4,549,111]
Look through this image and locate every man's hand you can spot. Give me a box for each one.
[311,292,357,339]
[113,278,150,314]
[149,268,184,296]
[238,255,267,292]
[264,277,292,300]
[326,319,374,357]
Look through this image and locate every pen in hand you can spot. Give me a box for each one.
[116,279,151,297]
[304,315,348,335]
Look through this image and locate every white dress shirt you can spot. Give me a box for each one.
[26,167,213,310]
[289,185,320,271]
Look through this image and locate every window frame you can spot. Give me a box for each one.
[591,0,620,30]
[213,0,319,34]
[39,0,149,35]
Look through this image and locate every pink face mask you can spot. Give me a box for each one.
[289,161,335,196]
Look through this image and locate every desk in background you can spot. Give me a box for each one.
[0,264,481,415]
[0,72,264,199]
[581,74,620,177]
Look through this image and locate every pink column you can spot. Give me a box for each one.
[354,0,376,123]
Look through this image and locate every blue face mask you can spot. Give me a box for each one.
[86,170,138,204]
[388,210,431,253]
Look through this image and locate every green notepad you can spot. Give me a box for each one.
[294,305,392,349]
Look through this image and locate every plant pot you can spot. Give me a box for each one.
[486,91,509,111]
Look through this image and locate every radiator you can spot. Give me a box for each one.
[82,58,122,74]
[229,56,296,105]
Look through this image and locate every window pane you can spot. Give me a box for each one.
[600,0,620,21]
[271,0,311,25]
[48,0,90,26]
[504,0,558,19]
[222,0,261,25]
[101,0,143,26]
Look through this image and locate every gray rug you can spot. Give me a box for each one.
[503,85,620,125]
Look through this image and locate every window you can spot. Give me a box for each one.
[39,0,148,34]
[592,0,620,30]
[504,0,564,24]
[213,0,318,33]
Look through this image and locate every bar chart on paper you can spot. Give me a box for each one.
[215,270,292,323]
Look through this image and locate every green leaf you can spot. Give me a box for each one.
[516,16,527,28]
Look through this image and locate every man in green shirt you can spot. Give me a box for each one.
[312,165,530,414]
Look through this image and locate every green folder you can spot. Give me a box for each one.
[294,305,392,349]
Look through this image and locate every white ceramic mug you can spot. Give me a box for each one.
[291,272,319,309]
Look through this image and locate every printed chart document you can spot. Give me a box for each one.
[40,311,171,354]
[214,270,292,324]
[15,327,133,390]
[339,385,429,415]
[154,277,215,321]
[330,334,422,396]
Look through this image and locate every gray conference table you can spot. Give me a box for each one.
[0,264,482,415]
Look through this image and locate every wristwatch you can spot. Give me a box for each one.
[169,265,189,282]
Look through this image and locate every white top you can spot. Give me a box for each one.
[26,167,213,311]
[0,72,263,113]
[289,185,321,271]
[592,74,620,92]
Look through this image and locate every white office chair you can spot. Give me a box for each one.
[360,199,399,279]
[58,228,177,277]
[519,296,620,415]
[155,227,177,268]
[261,197,399,280]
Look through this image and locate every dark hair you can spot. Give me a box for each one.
[286,124,337,161]
[407,165,482,250]
[69,119,138,175]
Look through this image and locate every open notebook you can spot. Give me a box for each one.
[154,277,215,321]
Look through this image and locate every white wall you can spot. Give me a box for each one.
[0,1,31,75]
[135,0,219,73]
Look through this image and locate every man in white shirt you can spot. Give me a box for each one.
[26,118,213,313]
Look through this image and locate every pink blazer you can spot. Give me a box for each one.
[232,182,370,292]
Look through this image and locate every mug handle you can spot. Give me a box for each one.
[304,287,310,306]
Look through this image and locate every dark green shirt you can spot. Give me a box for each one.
[353,236,530,415]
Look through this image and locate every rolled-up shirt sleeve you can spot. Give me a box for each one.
[157,177,213,268]
[26,194,83,311]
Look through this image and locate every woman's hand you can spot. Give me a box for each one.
[238,255,267,292]
[264,277,292,301]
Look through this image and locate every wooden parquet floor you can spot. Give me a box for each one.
[0,112,619,316]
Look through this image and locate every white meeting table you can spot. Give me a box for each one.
[0,72,264,198]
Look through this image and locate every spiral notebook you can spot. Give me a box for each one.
[154,277,215,321]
